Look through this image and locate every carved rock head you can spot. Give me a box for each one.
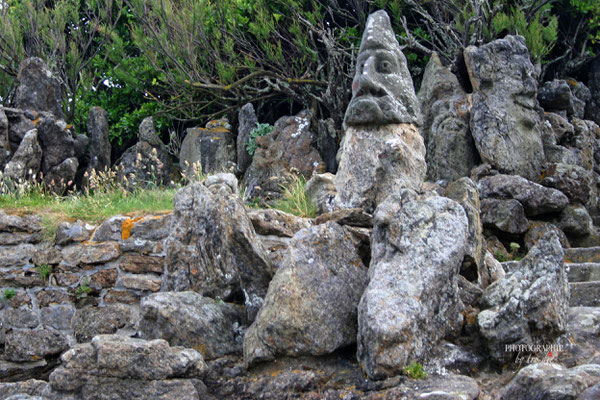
[344,11,421,127]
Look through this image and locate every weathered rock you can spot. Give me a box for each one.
[477,232,569,363]
[0,380,49,399]
[588,56,600,125]
[180,124,236,176]
[525,221,569,250]
[244,222,368,367]
[115,118,171,187]
[119,254,163,274]
[344,11,420,127]
[556,204,594,237]
[314,208,373,228]
[204,172,239,196]
[478,174,569,216]
[554,307,600,367]
[567,118,600,171]
[86,106,111,172]
[71,304,139,343]
[544,112,574,144]
[465,35,545,181]
[55,221,95,246]
[13,58,64,119]
[538,79,585,118]
[316,118,339,173]
[0,107,10,170]
[444,178,486,284]
[242,111,325,201]
[41,304,75,331]
[120,274,162,292]
[334,123,426,212]
[255,234,291,270]
[3,129,42,181]
[164,181,272,305]
[541,163,595,205]
[237,103,258,174]
[36,289,73,307]
[248,208,312,238]
[304,172,336,215]
[49,335,206,399]
[0,244,42,268]
[43,157,78,193]
[0,211,42,233]
[4,108,36,153]
[482,251,506,289]
[500,363,600,400]
[5,329,69,362]
[419,53,478,182]
[35,113,75,174]
[90,215,127,242]
[4,308,40,329]
[61,242,120,266]
[140,291,245,360]
[480,198,529,234]
[358,190,468,379]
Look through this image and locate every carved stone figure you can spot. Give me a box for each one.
[344,10,421,127]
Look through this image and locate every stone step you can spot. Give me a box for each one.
[569,281,600,307]
[564,247,600,264]
[567,263,600,282]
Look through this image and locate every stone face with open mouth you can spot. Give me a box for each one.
[343,10,421,127]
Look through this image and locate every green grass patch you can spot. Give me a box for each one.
[402,362,427,379]
[269,175,317,218]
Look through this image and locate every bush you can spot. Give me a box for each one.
[245,123,274,156]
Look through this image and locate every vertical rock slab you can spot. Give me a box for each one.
[334,10,425,212]
[418,53,478,182]
[244,222,368,367]
[477,232,569,363]
[13,58,64,119]
[3,129,42,181]
[357,190,468,379]
[179,122,236,176]
[164,178,272,309]
[0,108,10,170]
[236,103,258,174]
[465,35,545,181]
[87,106,111,172]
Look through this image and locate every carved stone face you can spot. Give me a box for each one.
[343,11,421,127]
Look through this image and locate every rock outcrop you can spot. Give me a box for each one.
[179,119,236,176]
[12,58,64,119]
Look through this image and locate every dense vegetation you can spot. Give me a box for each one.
[0,0,598,158]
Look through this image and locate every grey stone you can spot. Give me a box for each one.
[237,103,258,174]
[4,308,40,329]
[61,242,120,266]
[90,215,127,242]
[55,221,95,246]
[525,221,569,251]
[180,124,236,176]
[242,111,324,202]
[304,172,336,214]
[140,291,246,360]
[204,172,239,195]
[0,380,49,399]
[0,211,42,233]
[248,208,312,237]
[568,118,599,171]
[344,10,421,127]
[538,79,585,117]
[556,204,594,237]
[71,304,139,343]
[541,163,595,205]
[41,304,75,331]
[86,106,111,172]
[36,113,75,174]
[465,35,545,181]
[480,198,529,234]
[500,363,600,400]
[13,58,64,119]
[4,107,35,153]
[543,112,574,144]
[334,123,426,212]
[0,107,11,170]
[244,222,368,367]
[73,133,89,160]
[43,157,78,193]
[478,174,569,216]
[444,178,486,285]
[138,116,163,147]
[5,329,69,362]
[419,53,478,182]
[588,56,600,125]
[314,208,373,228]
[120,274,161,292]
[358,190,468,379]
[477,232,569,363]
[316,118,339,172]
[3,129,42,181]
[553,307,600,367]
[164,182,272,304]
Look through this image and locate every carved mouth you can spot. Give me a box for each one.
[355,83,388,98]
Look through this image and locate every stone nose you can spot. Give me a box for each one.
[361,56,376,75]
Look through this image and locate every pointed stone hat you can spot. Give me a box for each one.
[359,10,402,54]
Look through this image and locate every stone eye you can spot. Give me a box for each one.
[378,60,392,73]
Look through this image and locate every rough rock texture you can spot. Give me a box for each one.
[480,198,529,234]
[54,221,95,246]
[538,79,585,118]
[4,108,36,153]
[48,335,207,400]
[71,304,139,343]
[86,107,111,172]
[242,110,325,202]
[0,107,10,170]
[541,162,595,204]
[344,11,420,127]
[556,204,594,237]
[588,56,600,125]
[316,118,339,173]
[525,221,569,250]
[164,180,272,307]
[5,329,69,362]
[568,118,599,171]
[115,117,171,187]
[478,174,569,216]
[237,103,258,174]
[139,291,246,360]
[444,178,486,284]
[180,123,236,176]
[334,123,426,212]
[244,222,368,367]
[477,232,569,363]
[305,172,336,215]
[465,35,545,181]
[357,190,468,379]
[43,157,78,193]
[13,58,64,119]
[3,129,42,181]
[418,53,478,182]
[500,363,600,400]
[248,208,312,238]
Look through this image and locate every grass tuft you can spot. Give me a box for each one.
[269,174,317,218]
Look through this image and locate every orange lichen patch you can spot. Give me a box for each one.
[269,370,283,377]
[32,117,40,126]
[193,344,208,358]
[121,217,144,240]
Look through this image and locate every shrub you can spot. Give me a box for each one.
[270,174,317,218]
[403,362,427,379]
[3,288,16,301]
